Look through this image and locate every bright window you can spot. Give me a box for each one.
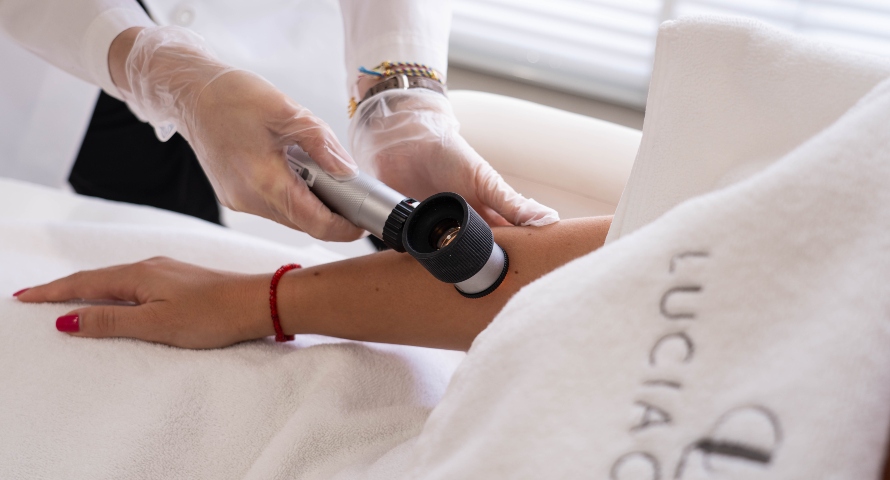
[450,0,890,108]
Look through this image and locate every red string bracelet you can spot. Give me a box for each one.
[270,263,301,342]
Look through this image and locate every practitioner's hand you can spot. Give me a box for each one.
[15,258,270,349]
[188,71,362,240]
[349,88,560,227]
[112,26,362,240]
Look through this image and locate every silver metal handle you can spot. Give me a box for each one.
[286,145,406,238]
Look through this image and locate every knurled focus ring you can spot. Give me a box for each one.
[382,199,416,252]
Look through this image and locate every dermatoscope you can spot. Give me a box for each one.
[286,146,509,298]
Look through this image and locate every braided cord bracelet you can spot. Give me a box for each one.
[270,263,301,342]
[359,61,442,81]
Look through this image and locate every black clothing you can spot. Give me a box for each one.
[69,91,221,224]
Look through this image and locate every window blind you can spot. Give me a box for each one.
[450,0,890,109]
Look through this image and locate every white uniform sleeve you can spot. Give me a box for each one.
[338,0,451,92]
[0,0,155,100]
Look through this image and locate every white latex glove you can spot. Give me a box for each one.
[349,88,559,227]
[118,26,362,241]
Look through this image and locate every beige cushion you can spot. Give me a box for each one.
[450,90,641,218]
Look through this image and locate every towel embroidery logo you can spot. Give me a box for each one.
[609,251,782,479]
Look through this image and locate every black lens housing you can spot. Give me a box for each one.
[403,193,507,295]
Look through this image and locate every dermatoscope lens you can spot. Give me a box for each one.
[429,218,462,250]
[436,227,461,249]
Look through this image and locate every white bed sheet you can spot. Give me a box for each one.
[0,178,463,479]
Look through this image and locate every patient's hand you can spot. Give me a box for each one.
[15,258,270,349]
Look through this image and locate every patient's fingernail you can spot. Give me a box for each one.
[12,288,29,297]
[56,314,80,333]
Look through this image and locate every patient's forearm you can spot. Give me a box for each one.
[17,217,610,350]
[269,217,611,350]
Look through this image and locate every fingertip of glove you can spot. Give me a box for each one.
[328,169,359,182]
[515,199,560,227]
[322,145,360,181]
[520,214,560,227]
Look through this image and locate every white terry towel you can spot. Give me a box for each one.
[608,16,890,242]
[401,19,890,480]
[0,185,463,479]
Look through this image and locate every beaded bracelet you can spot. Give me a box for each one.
[359,61,442,81]
[270,263,301,342]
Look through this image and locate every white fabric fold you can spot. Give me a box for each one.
[607,16,890,243]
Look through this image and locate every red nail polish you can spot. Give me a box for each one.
[56,314,80,333]
[12,288,29,297]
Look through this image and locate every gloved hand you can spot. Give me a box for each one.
[348,88,559,227]
[117,26,362,240]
